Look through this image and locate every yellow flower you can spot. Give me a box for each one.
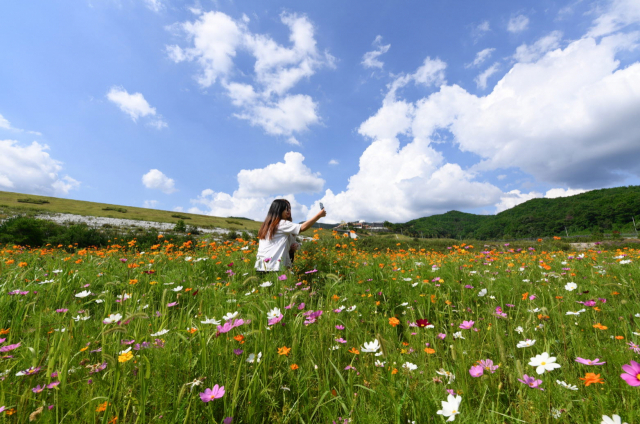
[118,351,134,363]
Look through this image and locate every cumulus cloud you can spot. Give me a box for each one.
[143,200,159,208]
[507,15,530,33]
[142,169,177,194]
[188,152,322,220]
[588,0,640,37]
[168,11,333,141]
[328,159,339,165]
[143,0,163,12]
[0,113,42,135]
[474,62,500,89]
[236,152,324,197]
[495,187,589,212]
[466,48,495,68]
[362,35,391,69]
[107,86,167,128]
[0,140,79,195]
[513,31,563,63]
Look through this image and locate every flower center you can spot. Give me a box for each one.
[541,362,546,365]
[636,373,640,381]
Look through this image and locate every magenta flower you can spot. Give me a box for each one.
[335,338,347,344]
[297,303,305,310]
[278,274,287,281]
[46,381,60,389]
[575,357,606,366]
[459,320,474,330]
[56,309,68,313]
[199,384,225,402]
[518,374,543,390]
[469,365,483,377]
[167,302,178,307]
[478,359,499,373]
[620,360,640,386]
[16,366,41,376]
[233,349,243,355]
[267,314,283,325]
[304,269,318,274]
[0,342,20,353]
[437,333,446,340]
[335,325,345,330]
[32,385,44,393]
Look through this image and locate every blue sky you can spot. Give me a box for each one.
[1,0,639,223]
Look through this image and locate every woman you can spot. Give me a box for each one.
[255,199,326,272]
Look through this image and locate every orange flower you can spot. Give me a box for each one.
[424,347,435,354]
[80,347,88,352]
[580,372,604,386]
[277,346,291,356]
[187,327,197,334]
[537,238,542,242]
[5,408,16,416]
[96,401,109,412]
[18,262,28,267]
[555,296,563,299]
[290,364,299,370]
[593,323,608,330]
[0,328,9,335]
[430,294,436,303]
[389,317,400,327]
[233,334,245,343]
[108,417,118,424]
[348,347,360,355]
[128,279,138,285]
[615,336,624,340]
[521,292,529,300]
[185,288,192,292]
[391,368,398,374]
[4,260,14,265]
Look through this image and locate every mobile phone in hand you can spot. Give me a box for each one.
[319,202,324,210]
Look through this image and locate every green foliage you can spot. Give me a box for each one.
[171,213,192,220]
[102,206,127,213]
[394,186,640,239]
[174,219,187,232]
[17,197,50,205]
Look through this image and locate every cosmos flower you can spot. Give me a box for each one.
[575,357,606,366]
[516,339,536,348]
[199,385,225,402]
[518,374,543,390]
[620,360,640,386]
[529,352,561,374]
[436,394,462,422]
[360,340,380,353]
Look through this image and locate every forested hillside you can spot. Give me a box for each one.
[390,186,640,239]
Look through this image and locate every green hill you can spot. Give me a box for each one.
[392,186,640,239]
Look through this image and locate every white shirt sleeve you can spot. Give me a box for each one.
[278,221,301,235]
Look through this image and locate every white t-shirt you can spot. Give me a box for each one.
[255,221,301,271]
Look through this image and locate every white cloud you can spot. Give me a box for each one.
[143,200,159,208]
[466,48,495,68]
[142,169,177,194]
[236,152,324,197]
[328,159,339,166]
[544,187,588,198]
[472,21,491,42]
[107,87,167,128]
[478,21,491,33]
[514,31,563,63]
[508,15,530,33]
[168,11,333,142]
[495,187,590,212]
[362,35,391,69]
[0,113,10,130]
[588,0,640,37]
[0,140,79,195]
[143,0,163,12]
[188,152,321,220]
[474,62,500,89]
[413,57,447,87]
[312,137,502,223]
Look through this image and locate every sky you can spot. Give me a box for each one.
[1,0,639,224]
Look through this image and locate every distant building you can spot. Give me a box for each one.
[334,221,388,231]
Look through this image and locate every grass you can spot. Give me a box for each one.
[0,231,638,423]
[0,190,261,232]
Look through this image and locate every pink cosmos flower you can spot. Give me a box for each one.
[46,381,60,389]
[575,357,606,366]
[335,325,345,330]
[267,314,283,325]
[167,302,178,307]
[478,359,499,373]
[518,374,543,390]
[56,309,68,313]
[32,385,44,393]
[459,320,474,330]
[0,342,20,353]
[469,365,483,377]
[335,338,347,344]
[200,384,225,402]
[278,274,287,281]
[437,333,446,340]
[620,360,640,386]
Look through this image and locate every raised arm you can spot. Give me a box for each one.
[300,209,327,233]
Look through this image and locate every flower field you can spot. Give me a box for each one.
[0,232,639,423]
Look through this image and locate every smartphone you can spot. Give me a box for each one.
[319,202,324,210]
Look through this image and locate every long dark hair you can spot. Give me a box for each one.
[258,199,291,240]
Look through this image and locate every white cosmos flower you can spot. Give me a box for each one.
[412,282,419,287]
[556,380,578,391]
[374,359,386,367]
[346,305,357,312]
[200,317,221,325]
[601,415,628,424]
[246,352,262,363]
[453,332,464,339]
[103,313,122,324]
[403,278,412,281]
[75,290,91,298]
[478,288,487,297]
[151,329,169,337]
[52,269,63,274]
[564,282,577,291]
[119,347,131,355]
[402,362,418,371]
[361,339,380,353]
[566,309,586,315]
[517,339,536,348]
[172,286,183,292]
[436,368,455,383]
[222,312,239,321]
[529,352,561,374]
[260,281,272,287]
[266,307,282,321]
[437,394,462,422]
[95,299,104,304]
